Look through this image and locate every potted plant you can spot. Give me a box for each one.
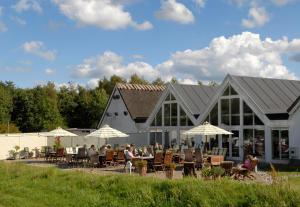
[165,163,176,179]
[211,166,225,180]
[201,167,212,180]
[136,160,148,176]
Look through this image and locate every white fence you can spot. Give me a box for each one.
[0,132,149,160]
[0,133,47,160]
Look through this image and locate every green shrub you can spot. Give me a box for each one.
[136,160,147,168]
[211,166,225,178]
[201,167,212,178]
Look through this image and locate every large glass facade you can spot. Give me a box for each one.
[150,94,193,127]
[243,128,265,158]
[272,130,289,160]
[221,98,240,125]
[150,132,163,145]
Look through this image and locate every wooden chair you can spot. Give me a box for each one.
[164,151,173,166]
[220,161,234,175]
[195,148,204,170]
[105,150,114,166]
[183,149,194,162]
[153,152,164,171]
[210,155,224,166]
[116,150,126,165]
[55,148,65,163]
[232,158,258,180]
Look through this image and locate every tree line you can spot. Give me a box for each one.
[0,74,218,133]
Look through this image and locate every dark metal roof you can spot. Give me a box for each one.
[232,75,300,114]
[118,84,165,121]
[172,84,219,115]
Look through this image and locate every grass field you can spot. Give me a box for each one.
[0,162,299,207]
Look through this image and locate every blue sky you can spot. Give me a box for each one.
[1,0,300,88]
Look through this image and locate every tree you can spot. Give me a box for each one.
[208,81,219,87]
[170,77,178,84]
[152,77,165,85]
[12,83,63,132]
[0,83,13,123]
[98,75,126,96]
[197,81,203,85]
[129,74,149,85]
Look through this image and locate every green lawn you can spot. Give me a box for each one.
[0,162,299,207]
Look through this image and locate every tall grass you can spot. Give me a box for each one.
[0,162,299,207]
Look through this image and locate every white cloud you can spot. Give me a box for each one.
[87,78,100,89]
[72,32,300,84]
[155,0,195,24]
[52,0,152,31]
[45,68,56,75]
[72,51,159,80]
[242,6,270,28]
[194,0,206,8]
[12,0,43,13]
[22,41,57,61]
[270,0,294,6]
[10,16,27,26]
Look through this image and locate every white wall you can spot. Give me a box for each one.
[101,89,138,133]
[0,133,47,160]
[289,107,300,159]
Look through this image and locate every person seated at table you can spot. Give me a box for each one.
[130,144,138,156]
[87,145,98,157]
[142,147,151,157]
[99,145,107,156]
[154,142,159,152]
[125,146,136,160]
[241,155,253,169]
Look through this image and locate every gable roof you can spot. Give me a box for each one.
[171,84,219,116]
[117,83,165,121]
[232,75,300,114]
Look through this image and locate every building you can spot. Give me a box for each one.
[98,83,165,146]
[99,75,300,163]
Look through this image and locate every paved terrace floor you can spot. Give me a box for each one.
[4,159,274,183]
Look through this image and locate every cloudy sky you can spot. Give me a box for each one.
[1,0,300,88]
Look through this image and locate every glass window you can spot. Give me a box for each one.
[254,115,264,125]
[281,130,289,159]
[243,102,264,126]
[232,130,239,157]
[165,93,171,101]
[255,129,265,158]
[210,103,218,125]
[180,107,187,126]
[273,130,289,160]
[156,107,162,126]
[222,135,229,157]
[223,86,230,96]
[272,130,280,159]
[231,86,238,95]
[187,118,193,126]
[221,99,230,125]
[151,118,155,126]
[244,129,254,155]
[170,93,176,100]
[231,98,240,125]
[164,104,170,126]
[171,103,177,126]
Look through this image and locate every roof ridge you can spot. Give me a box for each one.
[231,74,300,82]
[116,83,165,91]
